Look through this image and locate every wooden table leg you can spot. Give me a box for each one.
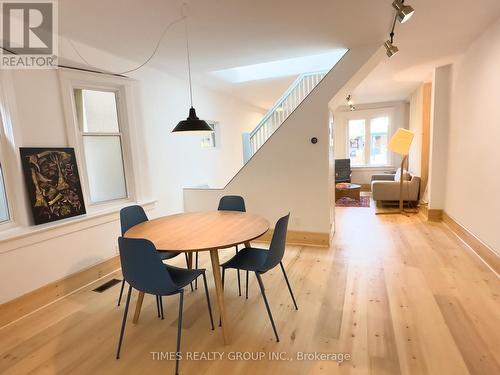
[244,242,251,299]
[133,291,144,324]
[209,249,229,345]
[187,252,195,290]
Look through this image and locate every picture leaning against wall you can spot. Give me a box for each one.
[20,147,86,225]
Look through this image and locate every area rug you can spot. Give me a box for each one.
[336,196,370,208]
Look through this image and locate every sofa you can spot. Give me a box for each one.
[371,168,420,203]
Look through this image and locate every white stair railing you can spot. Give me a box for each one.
[242,71,327,162]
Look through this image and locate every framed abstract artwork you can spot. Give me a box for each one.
[20,147,86,225]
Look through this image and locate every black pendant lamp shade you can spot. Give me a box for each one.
[172,12,212,133]
[172,107,213,132]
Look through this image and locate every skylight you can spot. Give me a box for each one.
[212,49,348,83]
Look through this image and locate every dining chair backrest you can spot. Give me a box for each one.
[218,195,246,212]
[259,213,290,273]
[118,237,178,295]
[120,205,148,236]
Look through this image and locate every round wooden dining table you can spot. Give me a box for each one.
[124,211,270,345]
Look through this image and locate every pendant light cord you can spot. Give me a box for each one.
[68,4,187,76]
[183,6,194,108]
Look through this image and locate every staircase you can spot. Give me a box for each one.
[242,71,327,162]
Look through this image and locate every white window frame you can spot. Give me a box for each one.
[0,70,30,230]
[345,107,393,168]
[0,140,12,226]
[200,121,220,149]
[77,88,128,204]
[59,69,139,211]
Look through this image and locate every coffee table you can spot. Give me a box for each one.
[335,183,361,201]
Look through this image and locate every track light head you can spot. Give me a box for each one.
[346,95,356,111]
[392,0,415,24]
[384,40,399,57]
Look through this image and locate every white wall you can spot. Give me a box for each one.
[333,101,409,185]
[184,45,381,234]
[408,85,424,176]
[130,67,264,217]
[0,65,263,303]
[443,17,500,255]
[428,64,452,210]
[0,70,124,303]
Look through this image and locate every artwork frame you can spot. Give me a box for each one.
[20,147,86,225]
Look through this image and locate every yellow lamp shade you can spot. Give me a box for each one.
[388,128,415,155]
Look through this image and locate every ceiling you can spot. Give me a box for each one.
[58,0,500,109]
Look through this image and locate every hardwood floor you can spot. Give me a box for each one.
[1,204,499,374]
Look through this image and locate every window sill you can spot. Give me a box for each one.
[351,165,394,171]
[0,199,157,253]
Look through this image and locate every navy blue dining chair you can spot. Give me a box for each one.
[118,206,193,316]
[116,237,214,375]
[194,195,247,295]
[220,213,297,342]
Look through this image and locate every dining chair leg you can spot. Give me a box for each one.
[159,296,164,320]
[279,261,298,310]
[235,246,241,296]
[116,285,132,359]
[175,290,184,375]
[117,279,126,306]
[255,272,279,342]
[219,267,226,327]
[201,272,215,330]
[194,252,199,290]
[184,253,194,292]
[245,270,249,299]
[156,295,160,318]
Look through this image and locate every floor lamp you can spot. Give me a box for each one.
[377,128,415,216]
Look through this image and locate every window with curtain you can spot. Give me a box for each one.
[74,89,127,204]
[0,160,9,223]
[369,117,389,165]
[348,115,390,167]
[348,119,366,166]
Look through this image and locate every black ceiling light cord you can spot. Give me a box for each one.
[2,2,211,133]
[171,5,212,133]
[0,46,126,77]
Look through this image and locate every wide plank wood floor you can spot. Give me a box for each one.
[1,204,499,374]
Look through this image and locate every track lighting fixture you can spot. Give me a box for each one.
[384,37,399,58]
[383,0,414,58]
[346,95,356,111]
[392,0,415,24]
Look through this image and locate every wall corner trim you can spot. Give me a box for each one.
[420,205,443,222]
[255,229,330,248]
[427,209,443,222]
[442,212,500,276]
